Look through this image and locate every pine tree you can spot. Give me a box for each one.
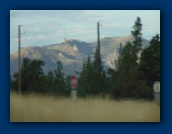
[46,70,55,92]
[111,17,152,99]
[53,61,66,96]
[10,75,17,91]
[64,75,71,96]
[77,56,92,97]
[12,58,46,93]
[139,34,160,86]
[116,42,135,73]
[11,73,18,91]
[115,17,143,74]
[91,48,100,95]
[131,17,143,70]
[131,17,142,52]
[78,47,108,97]
[28,59,46,93]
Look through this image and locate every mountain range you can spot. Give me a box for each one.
[10,35,150,77]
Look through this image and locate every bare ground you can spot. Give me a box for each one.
[10,92,160,122]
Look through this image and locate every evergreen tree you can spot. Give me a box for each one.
[115,17,143,76]
[110,17,152,99]
[92,48,106,95]
[77,56,92,97]
[64,75,71,96]
[28,59,46,93]
[10,75,17,91]
[131,17,142,52]
[53,61,66,96]
[91,48,100,95]
[106,71,116,98]
[11,73,18,91]
[131,17,143,70]
[46,70,55,92]
[115,42,135,74]
[12,58,46,93]
[139,34,160,86]
[78,48,108,97]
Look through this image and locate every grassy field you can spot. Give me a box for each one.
[10,92,160,122]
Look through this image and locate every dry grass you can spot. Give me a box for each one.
[10,92,160,122]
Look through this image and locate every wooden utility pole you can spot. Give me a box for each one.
[97,22,101,93]
[18,25,21,95]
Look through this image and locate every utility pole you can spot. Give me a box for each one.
[97,22,101,94]
[18,25,21,95]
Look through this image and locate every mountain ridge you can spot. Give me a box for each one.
[10,35,150,77]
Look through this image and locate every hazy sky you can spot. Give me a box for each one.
[10,10,160,54]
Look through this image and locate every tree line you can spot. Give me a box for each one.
[10,59,71,97]
[10,17,160,100]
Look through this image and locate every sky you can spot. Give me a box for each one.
[10,10,160,54]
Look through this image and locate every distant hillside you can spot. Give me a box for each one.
[10,35,150,77]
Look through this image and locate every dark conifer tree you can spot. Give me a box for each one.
[139,34,160,86]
